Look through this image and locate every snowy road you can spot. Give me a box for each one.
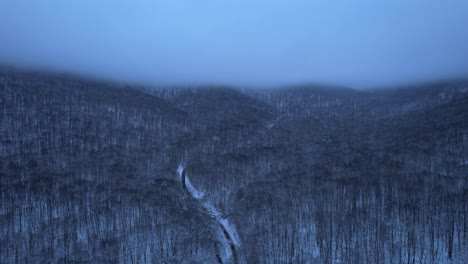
[178,165,240,264]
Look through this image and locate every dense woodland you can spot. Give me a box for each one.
[0,69,467,263]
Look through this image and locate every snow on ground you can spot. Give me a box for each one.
[177,165,184,180]
[185,176,205,199]
[202,201,223,219]
[220,218,240,247]
[177,164,241,252]
[200,201,240,246]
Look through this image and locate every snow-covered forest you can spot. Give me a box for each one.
[1,70,467,263]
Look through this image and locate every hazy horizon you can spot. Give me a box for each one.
[1,0,468,89]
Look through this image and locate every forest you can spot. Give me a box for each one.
[0,69,467,263]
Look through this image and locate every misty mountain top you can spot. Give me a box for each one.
[2,1,468,88]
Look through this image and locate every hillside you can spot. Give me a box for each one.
[1,70,467,263]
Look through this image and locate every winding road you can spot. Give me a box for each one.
[178,165,239,264]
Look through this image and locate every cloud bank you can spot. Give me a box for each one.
[1,0,468,88]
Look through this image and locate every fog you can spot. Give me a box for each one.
[1,0,468,88]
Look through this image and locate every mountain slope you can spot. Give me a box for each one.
[1,70,467,263]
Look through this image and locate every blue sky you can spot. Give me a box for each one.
[1,0,468,88]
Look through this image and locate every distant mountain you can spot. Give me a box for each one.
[155,86,274,129]
[368,79,468,117]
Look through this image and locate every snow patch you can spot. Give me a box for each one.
[177,164,184,181]
[220,218,241,247]
[177,164,184,176]
[202,202,223,219]
[201,202,240,247]
[178,164,240,260]
[185,176,205,199]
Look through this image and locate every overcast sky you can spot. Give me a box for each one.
[1,0,468,88]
